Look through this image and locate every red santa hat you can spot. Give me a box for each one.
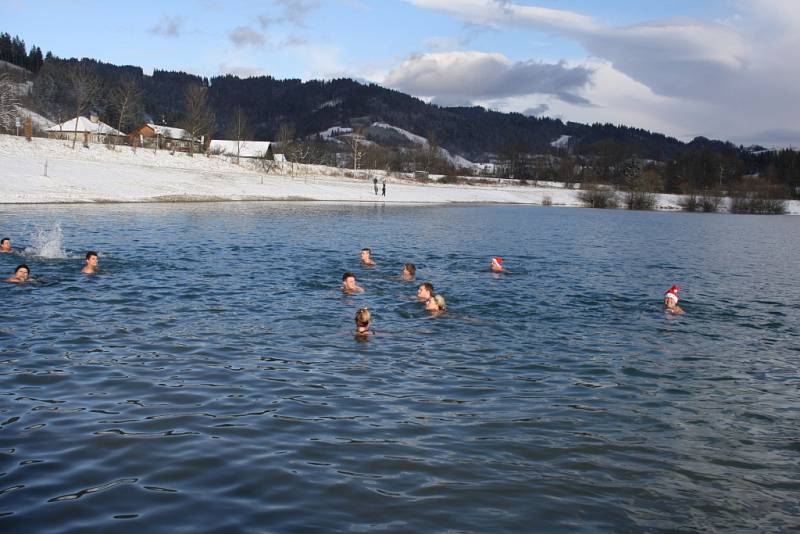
[492,257,503,265]
[664,285,681,302]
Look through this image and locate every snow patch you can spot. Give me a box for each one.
[317,126,353,140]
[0,134,798,214]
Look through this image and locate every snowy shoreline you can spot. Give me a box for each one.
[1,135,798,214]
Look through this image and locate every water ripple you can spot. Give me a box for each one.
[0,203,798,532]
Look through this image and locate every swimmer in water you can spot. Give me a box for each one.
[360,248,376,267]
[81,250,99,274]
[342,272,365,293]
[354,307,373,337]
[425,294,446,314]
[490,256,504,273]
[664,285,684,315]
[402,263,416,281]
[417,282,434,301]
[0,238,12,253]
[5,264,29,283]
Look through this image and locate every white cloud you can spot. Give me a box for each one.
[406,0,800,145]
[219,64,268,78]
[148,16,183,38]
[260,0,322,28]
[229,26,265,48]
[522,103,549,117]
[279,35,308,48]
[384,51,592,105]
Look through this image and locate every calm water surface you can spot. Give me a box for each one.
[0,203,798,532]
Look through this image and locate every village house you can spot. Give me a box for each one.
[127,123,201,152]
[208,139,276,160]
[46,113,124,144]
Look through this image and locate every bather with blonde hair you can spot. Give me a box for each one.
[354,307,374,336]
[425,294,446,314]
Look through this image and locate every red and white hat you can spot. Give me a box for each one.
[664,285,681,302]
[492,257,503,266]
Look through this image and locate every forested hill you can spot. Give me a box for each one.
[3,31,799,197]
[3,34,692,162]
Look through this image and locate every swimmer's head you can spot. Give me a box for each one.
[0,237,10,251]
[361,248,373,262]
[417,282,434,300]
[403,263,416,278]
[342,272,357,289]
[85,251,98,265]
[664,285,680,305]
[491,257,503,271]
[355,307,371,328]
[14,264,29,281]
[426,294,446,312]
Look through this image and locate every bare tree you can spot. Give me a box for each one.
[276,122,295,173]
[32,59,68,123]
[67,63,101,149]
[0,73,20,132]
[108,77,142,149]
[343,128,366,173]
[225,106,250,164]
[180,84,216,156]
[288,138,312,168]
[425,131,439,173]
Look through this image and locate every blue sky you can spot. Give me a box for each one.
[2,0,799,146]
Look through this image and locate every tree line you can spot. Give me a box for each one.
[2,32,797,198]
[0,32,43,73]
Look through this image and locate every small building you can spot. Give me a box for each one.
[128,123,200,152]
[208,139,276,160]
[46,115,124,144]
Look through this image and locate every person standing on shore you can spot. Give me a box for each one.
[382,180,386,197]
[373,177,378,195]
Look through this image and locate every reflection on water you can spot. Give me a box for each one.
[1,203,799,532]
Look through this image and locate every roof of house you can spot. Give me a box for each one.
[209,139,273,158]
[47,116,123,135]
[146,123,188,139]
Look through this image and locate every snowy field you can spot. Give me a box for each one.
[1,135,798,214]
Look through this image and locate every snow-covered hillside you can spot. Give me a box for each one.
[15,106,54,131]
[318,121,479,171]
[2,134,797,214]
[550,135,571,149]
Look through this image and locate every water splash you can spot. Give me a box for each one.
[24,223,69,259]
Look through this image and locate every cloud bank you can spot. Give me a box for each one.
[148,16,183,38]
[404,0,800,145]
[229,26,265,48]
[385,51,592,106]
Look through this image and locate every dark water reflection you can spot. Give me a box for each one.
[1,203,798,532]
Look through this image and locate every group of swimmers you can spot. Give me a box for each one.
[343,248,463,337]
[1,237,101,282]
[3,236,686,325]
[343,247,685,336]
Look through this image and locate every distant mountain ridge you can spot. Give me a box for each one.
[2,32,798,197]
[14,53,695,162]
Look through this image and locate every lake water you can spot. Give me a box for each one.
[1,203,798,532]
